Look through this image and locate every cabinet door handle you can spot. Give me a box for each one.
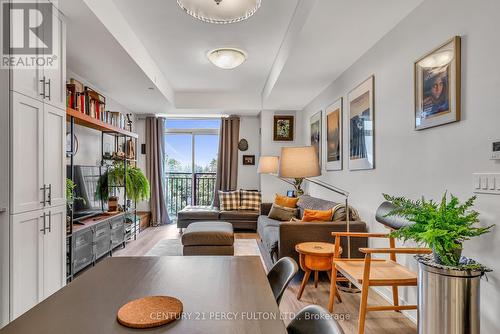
[40,213,47,235]
[40,184,46,206]
[48,211,52,233]
[47,184,52,206]
[39,77,46,98]
[45,79,51,100]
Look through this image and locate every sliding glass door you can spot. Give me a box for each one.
[164,119,220,219]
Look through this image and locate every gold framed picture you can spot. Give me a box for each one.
[414,36,461,130]
[273,115,294,141]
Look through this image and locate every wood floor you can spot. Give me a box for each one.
[114,224,416,334]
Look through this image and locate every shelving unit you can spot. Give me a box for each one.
[66,108,138,282]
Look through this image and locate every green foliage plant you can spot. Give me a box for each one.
[383,192,493,267]
[98,162,150,203]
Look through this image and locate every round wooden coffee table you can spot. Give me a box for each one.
[295,242,342,300]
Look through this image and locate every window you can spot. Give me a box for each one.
[164,119,220,218]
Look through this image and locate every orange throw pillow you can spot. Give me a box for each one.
[302,208,333,222]
[274,193,299,208]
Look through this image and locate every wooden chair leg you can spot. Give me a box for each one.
[328,266,339,312]
[358,254,372,334]
[314,271,319,288]
[392,286,400,312]
[296,270,311,300]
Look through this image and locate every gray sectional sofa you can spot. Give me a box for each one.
[177,205,259,230]
[257,195,368,265]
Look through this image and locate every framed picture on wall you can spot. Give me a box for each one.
[310,111,322,168]
[273,115,294,141]
[324,98,342,171]
[242,155,255,165]
[348,75,374,170]
[414,36,461,130]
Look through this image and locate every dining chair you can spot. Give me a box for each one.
[267,257,299,305]
[328,232,432,334]
[287,305,345,334]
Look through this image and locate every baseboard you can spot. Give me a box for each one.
[373,287,417,324]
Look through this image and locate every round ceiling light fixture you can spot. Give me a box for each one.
[207,48,247,69]
[177,0,261,24]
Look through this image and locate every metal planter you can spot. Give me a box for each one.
[417,259,481,334]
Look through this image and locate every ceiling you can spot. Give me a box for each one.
[59,0,423,115]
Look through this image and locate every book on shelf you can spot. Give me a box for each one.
[66,79,130,131]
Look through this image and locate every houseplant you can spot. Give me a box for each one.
[98,162,150,204]
[383,192,493,334]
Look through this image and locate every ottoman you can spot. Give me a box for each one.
[181,221,234,256]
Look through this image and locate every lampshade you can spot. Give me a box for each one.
[278,146,321,178]
[257,156,279,174]
[177,0,261,24]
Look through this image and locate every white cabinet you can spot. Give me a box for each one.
[43,4,66,111]
[11,93,44,214]
[11,92,66,214]
[10,206,65,320]
[44,104,66,208]
[9,1,66,111]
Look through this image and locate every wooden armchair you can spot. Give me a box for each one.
[328,232,431,334]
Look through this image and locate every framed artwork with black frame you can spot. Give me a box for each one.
[324,98,342,171]
[414,36,461,130]
[348,75,374,171]
[273,115,294,141]
[242,155,255,165]
[310,111,322,169]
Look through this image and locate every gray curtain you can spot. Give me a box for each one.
[214,116,240,206]
[146,117,170,226]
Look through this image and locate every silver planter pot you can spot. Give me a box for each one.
[417,258,481,334]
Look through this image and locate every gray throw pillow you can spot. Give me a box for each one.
[268,204,298,221]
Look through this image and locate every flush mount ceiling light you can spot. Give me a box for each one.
[207,48,247,69]
[177,0,261,24]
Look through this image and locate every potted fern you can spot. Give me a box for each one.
[98,162,150,205]
[383,192,493,334]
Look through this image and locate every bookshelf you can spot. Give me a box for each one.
[66,107,138,138]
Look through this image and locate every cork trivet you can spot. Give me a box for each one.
[117,296,183,329]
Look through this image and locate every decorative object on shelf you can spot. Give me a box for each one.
[117,296,183,329]
[207,48,247,69]
[126,113,133,132]
[126,139,136,160]
[310,111,322,168]
[415,36,461,130]
[286,190,296,198]
[383,192,492,334]
[238,138,249,151]
[324,98,342,171]
[108,196,119,212]
[242,155,255,165]
[177,0,261,24]
[273,115,294,141]
[348,75,374,170]
[66,132,78,156]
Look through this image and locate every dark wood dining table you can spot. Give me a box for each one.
[1,256,288,334]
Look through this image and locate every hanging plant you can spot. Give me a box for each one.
[97,162,150,203]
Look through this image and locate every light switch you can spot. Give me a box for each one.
[489,177,496,190]
[473,173,500,195]
[481,177,488,190]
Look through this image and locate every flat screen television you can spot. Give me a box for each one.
[68,165,104,219]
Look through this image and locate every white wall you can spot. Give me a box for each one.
[260,110,304,202]
[301,0,500,330]
[237,116,261,191]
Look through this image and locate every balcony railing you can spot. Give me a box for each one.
[165,172,217,219]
